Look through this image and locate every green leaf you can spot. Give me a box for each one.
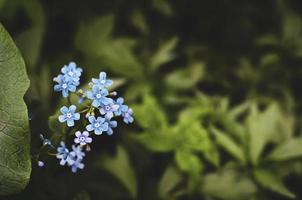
[15,0,45,69]
[158,165,182,199]
[268,138,302,161]
[75,15,114,55]
[202,169,257,200]
[246,103,280,166]
[152,0,173,16]
[98,146,137,198]
[131,9,149,34]
[165,62,204,90]
[254,169,295,199]
[98,38,143,77]
[150,37,178,70]
[132,94,167,131]
[175,150,202,174]
[0,24,31,195]
[133,132,176,152]
[211,127,246,163]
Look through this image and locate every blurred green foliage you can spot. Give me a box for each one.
[2,0,302,199]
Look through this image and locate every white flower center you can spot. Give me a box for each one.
[66,113,72,118]
[105,105,111,111]
[94,123,100,128]
[68,71,74,76]
[62,83,68,89]
[96,94,102,98]
[101,80,106,84]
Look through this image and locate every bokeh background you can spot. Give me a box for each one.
[2,0,302,199]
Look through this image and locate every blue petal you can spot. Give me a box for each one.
[86,124,94,131]
[67,119,75,127]
[60,106,69,113]
[58,115,66,122]
[69,105,76,112]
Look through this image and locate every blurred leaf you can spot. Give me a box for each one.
[48,111,65,134]
[152,0,173,16]
[255,34,279,46]
[211,127,246,163]
[254,169,295,199]
[202,169,257,200]
[0,24,31,195]
[175,150,202,174]
[165,62,204,90]
[150,37,178,70]
[268,138,302,161]
[99,146,137,198]
[132,94,167,131]
[133,132,176,152]
[73,191,91,200]
[75,15,114,55]
[158,165,182,199]
[246,103,280,166]
[131,9,149,34]
[99,38,143,77]
[15,0,45,68]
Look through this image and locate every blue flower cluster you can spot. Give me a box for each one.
[49,62,133,173]
[53,62,82,97]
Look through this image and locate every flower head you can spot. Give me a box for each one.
[92,72,113,89]
[86,116,108,135]
[54,75,76,97]
[99,102,119,119]
[56,141,76,166]
[114,97,129,116]
[86,86,112,107]
[61,62,82,85]
[58,105,80,127]
[105,117,117,135]
[38,161,44,167]
[70,158,85,173]
[123,108,134,124]
[74,131,92,146]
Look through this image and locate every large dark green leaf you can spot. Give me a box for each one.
[0,24,31,195]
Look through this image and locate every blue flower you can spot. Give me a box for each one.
[74,131,92,145]
[123,108,134,124]
[86,85,112,107]
[70,158,85,173]
[105,117,117,135]
[71,145,85,159]
[86,116,109,135]
[99,102,119,119]
[54,75,77,97]
[114,97,129,116]
[61,62,82,85]
[38,161,44,167]
[58,105,80,127]
[69,145,85,173]
[92,72,113,89]
[56,141,76,166]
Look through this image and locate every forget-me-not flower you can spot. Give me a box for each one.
[114,97,129,116]
[74,131,92,145]
[92,72,113,89]
[99,103,119,119]
[61,62,82,85]
[58,105,80,127]
[123,108,134,124]
[71,158,85,173]
[86,85,112,107]
[86,116,109,135]
[105,117,117,135]
[56,141,76,166]
[54,75,76,97]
